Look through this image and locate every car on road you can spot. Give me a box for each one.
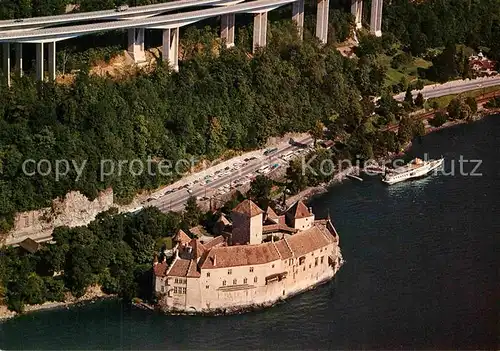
[264,147,278,156]
[14,19,24,23]
[116,5,129,11]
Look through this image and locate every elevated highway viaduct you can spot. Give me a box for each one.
[0,0,383,86]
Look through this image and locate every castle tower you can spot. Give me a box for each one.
[285,201,315,230]
[231,199,263,245]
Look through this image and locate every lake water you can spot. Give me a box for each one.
[1,116,499,350]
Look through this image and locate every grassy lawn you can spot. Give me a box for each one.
[426,85,500,109]
[380,51,433,88]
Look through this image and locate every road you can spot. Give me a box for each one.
[393,76,500,101]
[0,0,239,31]
[147,136,313,213]
[0,0,297,42]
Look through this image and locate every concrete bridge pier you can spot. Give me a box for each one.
[2,43,11,87]
[252,12,268,53]
[35,43,44,82]
[15,43,23,78]
[162,28,179,72]
[351,0,363,29]
[221,13,235,48]
[128,28,146,63]
[292,0,304,39]
[316,0,329,44]
[370,0,383,37]
[48,42,56,81]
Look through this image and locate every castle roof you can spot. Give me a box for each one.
[273,239,293,259]
[167,258,191,277]
[199,242,280,269]
[286,201,312,219]
[262,224,297,234]
[217,214,231,226]
[173,229,191,244]
[188,238,206,259]
[286,225,334,257]
[266,206,279,220]
[203,235,226,249]
[153,261,168,277]
[232,199,263,217]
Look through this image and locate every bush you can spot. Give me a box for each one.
[429,111,448,127]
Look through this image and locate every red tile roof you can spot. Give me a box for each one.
[173,229,191,244]
[266,206,279,220]
[187,260,201,278]
[274,240,293,259]
[199,242,281,269]
[232,199,263,217]
[153,261,168,277]
[167,258,191,277]
[286,225,333,257]
[217,214,231,225]
[287,201,312,219]
[204,235,226,249]
[262,224,298,234]
[189,239,206,259]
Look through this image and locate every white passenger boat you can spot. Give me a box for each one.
[382,157,444,185]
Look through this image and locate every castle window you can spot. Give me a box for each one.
[233,279,237,285]
[315,257,318,266]
[309,264,311,269]
[206,285,209,289]
[244,278,248,284]
[207,272,210,277]
[182,287,186,294]
[303,267,305,271]
[161,286,165,293]
[321,256,324,264]
[249,267,254,272]
[174,287,178,293]
[222,280,226,286]
[254,277,258,283]
[272,264,275,268]
[175,278,178,284]
[228,269,232,275]
[299,256,305,265]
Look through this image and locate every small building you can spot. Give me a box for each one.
[18,238,40,254]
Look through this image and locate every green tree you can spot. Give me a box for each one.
[286,159,308,194]
[310,120,325,147]
[182,197,202,228]
[414,93,425,108]
[248,175,273,209]
[465,96,478,114]
[404,87,414,106]
[429,111,448,127]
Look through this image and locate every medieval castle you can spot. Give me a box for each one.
[153,199,343,314]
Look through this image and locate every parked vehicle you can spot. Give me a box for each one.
[116,5,129,12]
[264,147,278,156]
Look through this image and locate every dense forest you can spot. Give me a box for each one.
[0,18,389,233]
[1,0,499,232]
[0,202,203,312]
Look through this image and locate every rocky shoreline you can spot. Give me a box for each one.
[0,285,114,322]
